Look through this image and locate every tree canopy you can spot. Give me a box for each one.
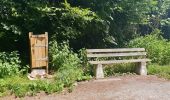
[0,0,170,64]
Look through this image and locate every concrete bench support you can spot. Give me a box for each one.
[136,62,147,75]
[96,64,104,79]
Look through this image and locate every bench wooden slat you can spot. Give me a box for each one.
[89,59,151,64]
[86,48,145,53]
[87,52,146,57]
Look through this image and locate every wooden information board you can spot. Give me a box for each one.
[29,32,48,73]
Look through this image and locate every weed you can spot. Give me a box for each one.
[104,63,136,77]
[0,51,21,78]
[148,64,170,79]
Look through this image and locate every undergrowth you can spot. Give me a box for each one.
[0,41,92,98]
[0,51,21,78]
[2,34,170,98]
[148,64,170,80]
[104,63,136,77]
[128,30,170,65]
[0,75,64,97]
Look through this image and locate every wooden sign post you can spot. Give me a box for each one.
[29,32,48,74]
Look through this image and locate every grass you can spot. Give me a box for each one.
[0,74,91,98]
[1,63,170,98]
[0,75,64,97]
[104,63,136,77]
[104,63,170,80]
[148,64,170,79]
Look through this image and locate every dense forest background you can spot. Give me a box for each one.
[0,0,170,64]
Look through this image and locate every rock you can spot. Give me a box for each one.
[73,82,78,86]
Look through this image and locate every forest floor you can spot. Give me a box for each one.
[1,75,170,100]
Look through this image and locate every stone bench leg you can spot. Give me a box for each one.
[95,64,104,79]
[136,62,147,75]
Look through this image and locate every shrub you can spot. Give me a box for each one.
[49,41,81,70]
[128,29,170,65]
[79,48,94,77]
[0,51,21,78]
[55,67,83,87]
[49,40,83,87]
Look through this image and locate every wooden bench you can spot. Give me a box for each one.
[86,48,151,79]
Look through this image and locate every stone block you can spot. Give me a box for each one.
[95,64,104,79]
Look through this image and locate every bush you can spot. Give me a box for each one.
[49,41,81,70]
[79,48,94,77]
[128,29,170,65]
[55,67,83,87]
[0,51,21,78]
[49,40,83,87]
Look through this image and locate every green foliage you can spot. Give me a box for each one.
[148,64,170,79]
[49,40,84,87]
[0,76,30,97]
[78,48,94,77]
[49,40,81,71]
[128,29,170,65]
[0,0,108,56]
[1,0,170,60]
[10,84,29,97]
[0,51,21,78]
[1,0,170,55]
[72,0,158,47]
[2,0,170,97]
[104,63,136,77]
[55,68,82,87]
[0,76,64,97]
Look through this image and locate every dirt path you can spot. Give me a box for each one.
[2,75,170,100]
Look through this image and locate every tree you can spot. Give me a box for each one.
[68,0,157,47]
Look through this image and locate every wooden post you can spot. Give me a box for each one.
[29,32,33,72]
[45,32,48,74]
[95,64,104,79]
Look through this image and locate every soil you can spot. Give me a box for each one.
[1,75,170,100]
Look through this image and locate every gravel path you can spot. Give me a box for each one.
[1,75,170,100]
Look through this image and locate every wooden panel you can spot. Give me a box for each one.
[87,52,147,57]
[35,37,39,67]
[41,35,46,67]
[89,59,151,64]
[29,32,48,73]
[29,32,34,67]
[86,48,145,53]
[37,37,42,67]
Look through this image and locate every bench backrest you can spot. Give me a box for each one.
[86,48,146,58]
